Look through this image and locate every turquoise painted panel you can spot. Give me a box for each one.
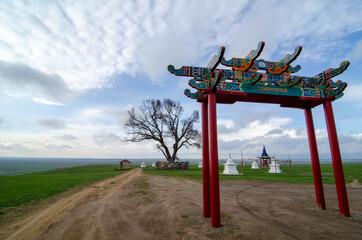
[240,84,303,97]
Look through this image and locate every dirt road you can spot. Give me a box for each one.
[1,169,361,239]
[0,169,142,240]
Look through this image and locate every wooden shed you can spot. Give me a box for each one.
[119,159,131,170]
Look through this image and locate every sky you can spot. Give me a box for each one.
[0,0,361,161]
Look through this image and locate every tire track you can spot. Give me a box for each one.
[235,183,301,240]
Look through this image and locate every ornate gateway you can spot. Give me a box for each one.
[168,42,350,228]
[168,42,348,107]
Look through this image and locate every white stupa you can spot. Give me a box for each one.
[152,162,156,167]
[140,162,146,168]
[268,160,282,173]
[251,160,259,169]
[222,153,241,175]
[198,161,202,168]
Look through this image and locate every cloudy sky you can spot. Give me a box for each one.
[0,0,361,161]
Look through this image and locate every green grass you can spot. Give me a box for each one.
[0,164,127,216]
[0,163,76,176]
[143,164,362,185]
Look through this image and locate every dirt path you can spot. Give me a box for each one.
[0,169,142,240]
[1,169,361,239]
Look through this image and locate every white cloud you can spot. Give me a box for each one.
[1,0,360,92]
[0,141,25,151]
[0,60,72,100]
[0,116,360,159]
[0,0,361,159]
[352,133,362,138]
[343,84,362,102]
[228,0,362,62]
[3,90,65,105]
[104,108,131,126]
[92,132,120,146]
[219,117,292,142]
[53,134,79,141]
[3,91,27,98]
[218,119,235,129]
[79,109,104,119]
[75,106,130,126]
[345,39,362,63]
[38,118,66,130]
[32,98,64,106]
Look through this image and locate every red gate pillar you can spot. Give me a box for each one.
[208,92,221,227]
[304,108,326,210]
[201,100,211,218]
[323,101,350,217]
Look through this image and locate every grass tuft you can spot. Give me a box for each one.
[133,178,149,189]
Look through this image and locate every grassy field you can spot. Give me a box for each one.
[0,165,127,216]
[0,162,77,176]
[143,164,362,184]
[1,163,361,218]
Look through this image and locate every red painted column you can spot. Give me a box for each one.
[304,108,326,210]
[208,92,221,227]
[201,100,211,218]
[323,101,350,217]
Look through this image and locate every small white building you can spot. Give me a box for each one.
[140,162,146,168]
[198,161,202,168]
[222,153,241,175]
[251,160,259,169]
[268,160,282,174]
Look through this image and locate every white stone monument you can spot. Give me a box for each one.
[140,162,146,168]
[268,160,282,173]
[152,162,156,167]
[251,160,259,169]
[198,161,202,168]
[222,153,240,175]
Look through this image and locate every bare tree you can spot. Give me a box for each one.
[123,99,201,162]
